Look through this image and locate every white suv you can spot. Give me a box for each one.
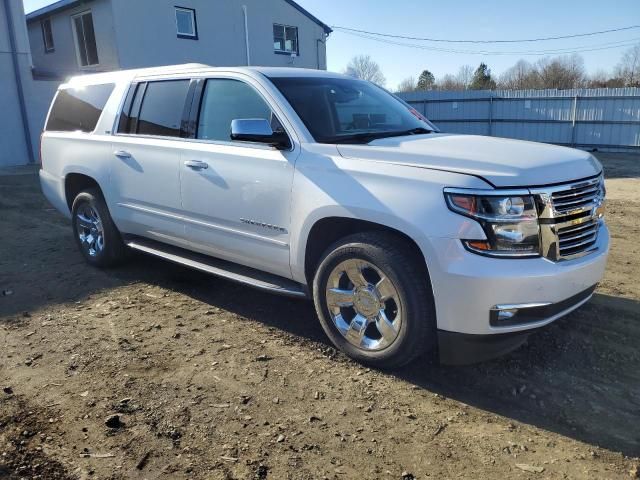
[40,64,609,367]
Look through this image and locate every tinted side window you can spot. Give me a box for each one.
[46,83,115,132]
[137,80,190,137]
[117,83,143,134]
[197,79,274,142]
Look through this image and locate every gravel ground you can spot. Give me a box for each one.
[1,152,639,480]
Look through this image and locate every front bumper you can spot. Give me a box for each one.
[418,223,609,363]
[437,285,596,365]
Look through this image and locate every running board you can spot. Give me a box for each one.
[126,238,307,298]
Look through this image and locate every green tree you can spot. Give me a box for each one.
[417,70,436,90]
[469,63,497,90]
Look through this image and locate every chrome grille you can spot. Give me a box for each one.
[551,182,602,215]
[557,217,599,258]
[532,174,605,262]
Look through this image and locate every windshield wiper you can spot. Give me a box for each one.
[332,127,432,144]
[394,127,433,136]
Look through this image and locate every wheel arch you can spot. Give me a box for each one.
[64,173,103,212]
[302,215,430,287]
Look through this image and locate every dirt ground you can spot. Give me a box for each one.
[1,152,639,480]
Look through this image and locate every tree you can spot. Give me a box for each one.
[437,74,465,91]
[498,60,539,90]
[586,70,625,88]
[417,70,435,90]
[615,43,640,86]
[397,77,418,93]
[469,63,497,90]
[345,55,386,86]
[535,54,585,89]
[456,65,474,89]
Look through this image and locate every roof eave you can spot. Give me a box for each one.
[26,0,89,23]
[282,0,332,35]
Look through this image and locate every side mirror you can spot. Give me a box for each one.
[230,119,291,150]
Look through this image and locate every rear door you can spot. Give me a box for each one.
[110,78,194,243]
[178,76,298,278]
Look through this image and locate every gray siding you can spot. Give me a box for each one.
[0,0,32,166]
[24,78,61,142]
[110,0,327,70]
[27,0,119,76]
[399,88,640,151]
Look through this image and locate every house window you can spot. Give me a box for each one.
[175,7,197,39]
[273,24,298,54]
[41,18,54,53]
[71,11,99,67]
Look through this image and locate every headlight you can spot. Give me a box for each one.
[444,190,540,258]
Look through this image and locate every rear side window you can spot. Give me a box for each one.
[136,80,191,137]
[46,83,114,132]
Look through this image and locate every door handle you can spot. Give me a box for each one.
[114,150,132,159]
[184,160,209,170]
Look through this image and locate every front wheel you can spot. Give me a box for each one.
[71,188,127,268]
[312,232,436,369]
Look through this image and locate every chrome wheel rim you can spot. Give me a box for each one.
[325,259,402,351]
[75,204,104,257]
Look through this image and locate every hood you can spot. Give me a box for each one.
[336,134,602,188]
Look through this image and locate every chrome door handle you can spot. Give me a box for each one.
[184,160,209,170]
[114,150,132,159]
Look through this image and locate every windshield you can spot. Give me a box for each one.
[268,76,435,144]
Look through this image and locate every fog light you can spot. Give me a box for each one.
[497,309,518,321]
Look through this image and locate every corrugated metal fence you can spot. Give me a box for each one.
[397,88,640,151]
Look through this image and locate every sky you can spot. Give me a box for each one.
[23,0,640,89]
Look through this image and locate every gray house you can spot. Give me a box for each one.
[26,0,332,77]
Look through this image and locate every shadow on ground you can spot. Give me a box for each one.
[45,253,639,457]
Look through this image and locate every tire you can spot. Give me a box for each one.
[312,232,436,369]
[71,188,127,268]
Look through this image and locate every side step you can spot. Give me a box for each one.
[126,238,307,298]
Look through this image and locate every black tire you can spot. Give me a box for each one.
[312,232,436,369]
[71,188,127,268]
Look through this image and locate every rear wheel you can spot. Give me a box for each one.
[312,232,436,368]
[71,188,126,268]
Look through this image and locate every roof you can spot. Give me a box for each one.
[61,64,349,88]
[281,0,332,34]
[26,0,332,33]
[248,66,347,78]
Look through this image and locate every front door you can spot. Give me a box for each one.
[179,77,297,278]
